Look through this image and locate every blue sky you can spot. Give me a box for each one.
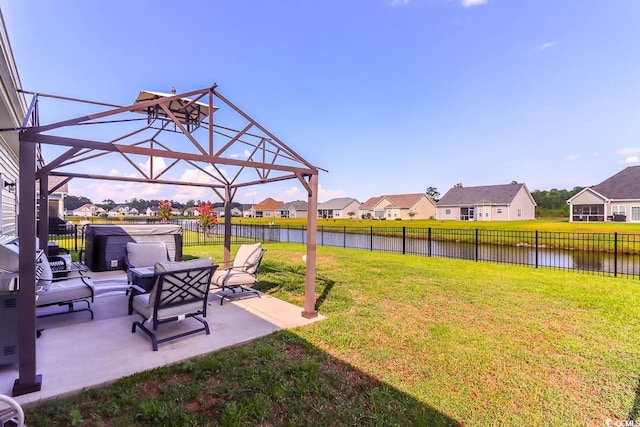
[1,0,639,204]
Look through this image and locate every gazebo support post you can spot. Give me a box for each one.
[302,173,318,319]
[223,186,232,265]
[13,136,42,396]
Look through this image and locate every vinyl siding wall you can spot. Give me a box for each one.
[0,137,18,235]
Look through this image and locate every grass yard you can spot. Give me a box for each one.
[25,243,640,426]
[228,217,640,234]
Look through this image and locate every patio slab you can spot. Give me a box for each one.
[0,273,325,407]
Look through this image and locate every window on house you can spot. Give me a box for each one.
[612,206,626,215]
[497,208,502,214]
[632,207,640,222]
[445,209,451,215]
[517,208,522,217]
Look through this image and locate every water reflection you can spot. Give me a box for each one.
[181,221,640,277]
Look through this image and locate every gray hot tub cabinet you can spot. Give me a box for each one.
[84,224,182,271]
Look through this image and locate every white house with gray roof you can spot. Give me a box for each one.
[276,200,308,218]
[436,183,536,221]
[317,198,360,219]
[567,166,640,222]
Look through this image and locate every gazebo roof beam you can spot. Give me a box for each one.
[29,86,216,133]
[22,133,314,174]
[211,126,300,164]
[49,171,227,190]
[213,88,314,169]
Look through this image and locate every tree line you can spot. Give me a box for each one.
[530,187,584,217]
[64,196,243,213]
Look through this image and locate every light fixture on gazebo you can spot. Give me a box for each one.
[133,88,218,132]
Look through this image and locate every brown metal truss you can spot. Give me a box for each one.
[12,84,321,396]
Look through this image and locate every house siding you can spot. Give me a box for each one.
[570,190,606,205]
[436,183,536,221]
[409,197,436,220]
[0,15,23,236]
[0,143,18,235]
[510,187,536,220]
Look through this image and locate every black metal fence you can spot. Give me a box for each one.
[48,221,640,279]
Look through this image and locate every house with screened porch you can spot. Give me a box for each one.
[567,166,640,222]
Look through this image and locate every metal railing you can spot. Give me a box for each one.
[48,222,640,278]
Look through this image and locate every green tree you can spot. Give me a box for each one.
[425,187,440,200]
[98,199,116,211]
[64,195,92,210]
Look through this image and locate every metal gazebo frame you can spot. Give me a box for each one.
[13,84,321,395]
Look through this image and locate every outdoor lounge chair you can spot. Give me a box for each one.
[212,242,266,305]
[124,241,170,285]
[36,252,95,320]
[130,258,217,351]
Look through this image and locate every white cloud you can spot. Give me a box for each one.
[70,180,163,203]
[566,154,581,161]
[106,168,137,179]
[318,184,345,201]
[240,190,258,202]
[243,150,252,158]
[620,156,640,164]
[618,147,640,155]
[179,165,226,184]
[138,157,168,177]
[389,0,410,6]
[461,0,487,7]
[534,42,555,51]
[284,186,300,197]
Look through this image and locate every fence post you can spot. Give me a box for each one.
[614,232,618,278]
[428,227,432,257]
[535,230,539,268]
[74,224,78,252]
[402,227,406,255]
[475,229,479,262]
[370,226,373,251]
[343,226,346,248]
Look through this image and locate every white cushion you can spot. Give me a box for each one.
[37,276,94,306]
[233,243,263,274]
[37,254,54,291]
[126,242,168,268]
[212,270,257,288]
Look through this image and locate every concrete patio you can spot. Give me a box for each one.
[0,270,324,407]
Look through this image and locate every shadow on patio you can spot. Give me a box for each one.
[0,270,324,406]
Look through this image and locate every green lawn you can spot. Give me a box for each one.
[25,243,640,426]
[230,217,640,234]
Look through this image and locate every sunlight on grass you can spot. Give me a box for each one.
[25,243,640,426]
